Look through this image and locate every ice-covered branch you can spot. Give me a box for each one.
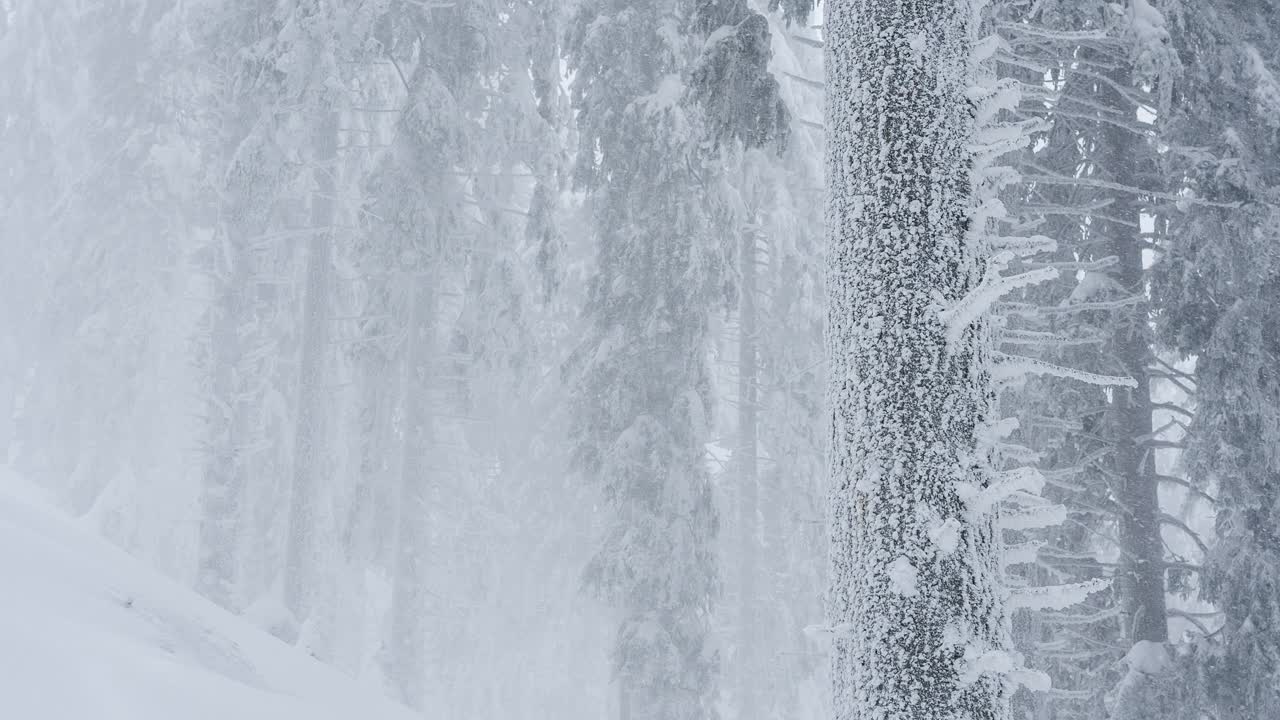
[958,647,1052,692]
[958,467,1046,518]
[940,267,1059,346]
[991,353,1138,388]
[1022,174,1241,208]
[995,22,1111,42]
[1004,540,1045,567]
[997,442,1043,465]
[989,234,1057,257]
[1009,578,1109,611]
[1000,503,1068,532]
[997,329,1106,348]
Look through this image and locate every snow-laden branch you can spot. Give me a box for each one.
[997,442,1043,465]
[958,467,1046,518]
[1022,174,1241,208]
[971,120,1048,161]
[1158,513,1209,556]
[977,416,1020,445]
[965,78,1021,126]
[958,647,1052,692]
[989,234,1056,257]
[940,266,1059,347]
[1000,503,1068,531]
[1004,540,1045,567]
[802,622,856,641]
[994,21,1112,42]
[1008,578,1109,611]
[1023,255,1119,273]
[997,329,1106,348]
[991,353,1138,388]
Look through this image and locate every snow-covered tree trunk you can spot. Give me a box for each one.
[1100,119,1173,720]
[190,0,298,613]
[736,220,761,720]
[197,122,281,610]
[350,287,396,568]
[1098,118,1168,651]
[387,266,438,711]
[283,110,337,642]
[196,239,253,610]
[825,1,1010,718]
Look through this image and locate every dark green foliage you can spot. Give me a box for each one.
[690,2,790,151]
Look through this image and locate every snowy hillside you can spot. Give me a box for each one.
[0,472,415,720]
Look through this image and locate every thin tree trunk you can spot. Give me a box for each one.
[737,222,761,720]
[349,289,395,568]
[283,112,337,645]
[826,1,1008,718]
[197,231,251,611]
[1099,119,1168,650]
[387,265,437,711]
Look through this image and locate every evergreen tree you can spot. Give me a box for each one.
[187,0,295,611]
[990,3,1195,716]
[1156,3,1280,718]
[359,2,475,704]
[565,1,792,716]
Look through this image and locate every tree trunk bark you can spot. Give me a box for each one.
[1100,118,1168,650]
[284,112,336,643]
[825,2,1008,718]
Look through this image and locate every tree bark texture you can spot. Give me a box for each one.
[825,1,1009,718]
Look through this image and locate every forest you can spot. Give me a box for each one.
[0,1,1276,719]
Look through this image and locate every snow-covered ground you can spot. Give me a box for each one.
[0,470,416,720]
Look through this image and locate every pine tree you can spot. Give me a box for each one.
[276,0,358,654]
[683,6,799,720]
[988,3,1195,715]
[747,17,830,716]
[564,1,791,716]
[186,0,296,611]
[0,0,178,509]
[361,3,472,703]
[1156,3,1280,718]
[565,3,725,713]
[353,0,558,707]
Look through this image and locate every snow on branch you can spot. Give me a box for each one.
[958,647,1052,692]
[1004,540,1044,567]
[990,353,1138,389]
[957,467,1046,518]
[939,266,1059,347]
[802,621,855,641]
[977,415,1020,446]
[999,502,1067,531]
[1008,578,1109,611]
[989,234,1056,257]
[971,33,1007,63]
[1245,45,1280,126]
[971,119,1049,163]
[997,329,1106,349]
[994,21,1110,42]
[965,78,1021,126]
[997,442,1043,465]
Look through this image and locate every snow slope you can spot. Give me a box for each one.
[0,471,416,720]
